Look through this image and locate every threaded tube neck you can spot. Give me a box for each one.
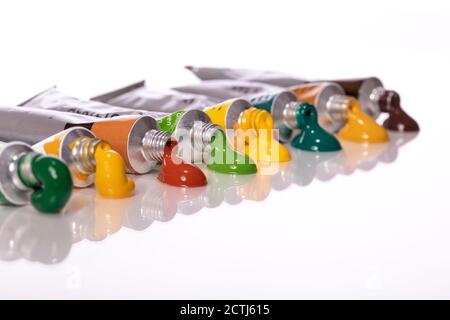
[71,137,101,175]
[141,130,172,162]
[192,122,221,151]
[326,94,351,122]
[282,101,300,129]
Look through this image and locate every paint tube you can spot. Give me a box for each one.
[91,80,221,113]
[19,87,148,118]
[0,141,72,213]
[0,106,167,175]
[27,87,257,174]
[171,80,341,149]
[185,66,419,131]
[173,80,282,101]
[185,65,308,87]
[0,105,96,144]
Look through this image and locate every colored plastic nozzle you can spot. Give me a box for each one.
[338,97,389,143]
[18,153,73,214]
[234,107,291,163]
[291,103,342,152]
[94,141,135,198]
[206,129,257,175]
[379,90,419,132]
[158,140,207,187]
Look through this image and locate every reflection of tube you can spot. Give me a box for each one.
[339,140,388,174]
[334,132,416,174]
[0,141,72,213]
[239,164,276,202]
[379,132,418,164]
[68,175,206,236]
[289,150,342,187]
[127,176,206,227]
[202,169,255,208]
[0,207,72,264]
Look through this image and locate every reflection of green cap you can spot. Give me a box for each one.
[18,153,73,213]
[207,130,257,175]
[291,103,342,152]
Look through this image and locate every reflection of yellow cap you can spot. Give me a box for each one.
[240,172,271,202]
[92,195,133,241]
[235,107,291,163]
[338,98,389,143]
[339,140,388,173]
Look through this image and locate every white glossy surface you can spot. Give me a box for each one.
[0,0,449,299]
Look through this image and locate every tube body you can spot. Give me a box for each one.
[92,81,220,113]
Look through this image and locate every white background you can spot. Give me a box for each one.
[0,0,449,299]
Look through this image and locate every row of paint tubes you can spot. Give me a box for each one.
[0,67,419,214]
[0,130,417,264]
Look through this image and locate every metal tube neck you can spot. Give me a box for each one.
[141,130,172,162]
[282,101,300,129]
[326,94,351,122]
[71,137,101,175]
[191,122,221,150]
[370,86,386,106]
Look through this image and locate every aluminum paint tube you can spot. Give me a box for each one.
[19,87,149,118]
[318,78,419,131]
[94,84,290,162]
[92,80,221,113]
[14,94,255,175]
[170,79,382,137]
[32,127,135,198]
[14,95,214,168]
[289,83,389,143]
[185,66,308,87]
[0,105,169,175]
[171,80,300,142]
[0,106,98,144]
[0,141,72,213]
[185,66,419,131]
[173,80,282,101]
[171,80,341,149]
